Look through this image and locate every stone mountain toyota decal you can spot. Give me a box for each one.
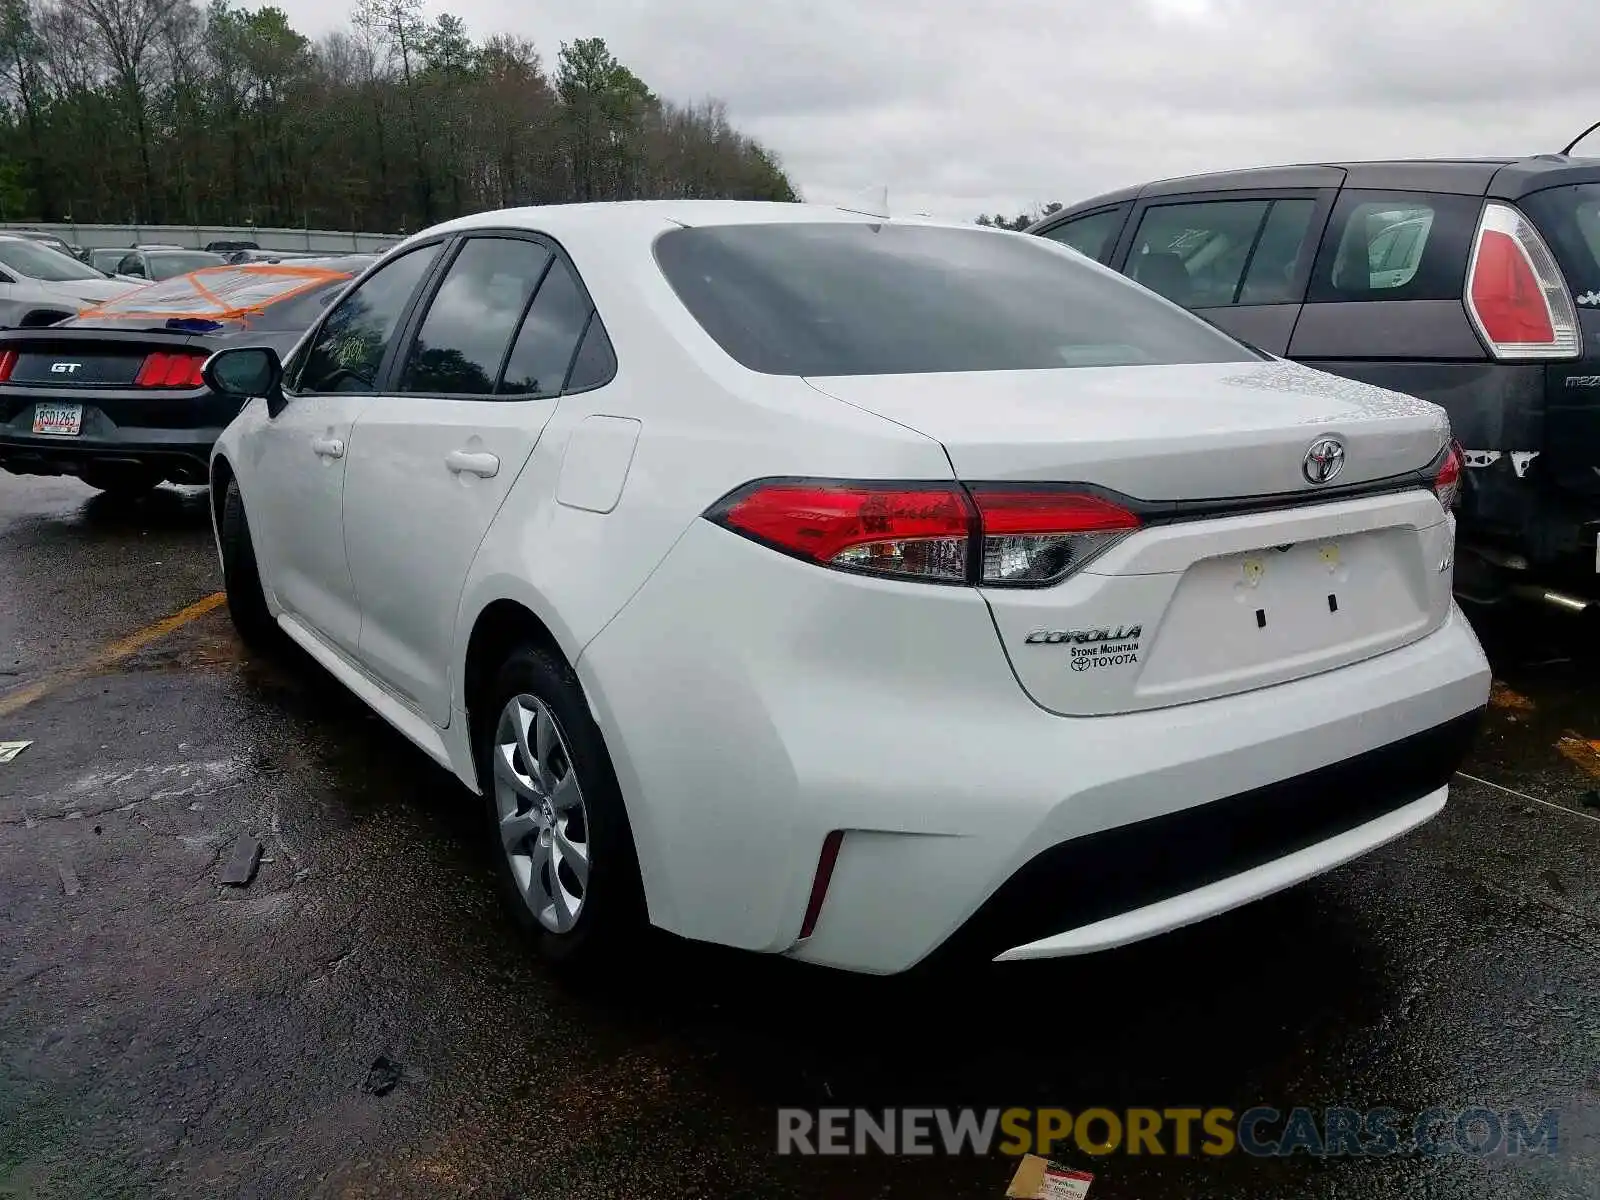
[1025,625,1143,672]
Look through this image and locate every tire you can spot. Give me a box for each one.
[475,645,644,968]
[218,478,279,652]
[81,465,162,496]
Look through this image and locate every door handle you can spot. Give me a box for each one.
[445,449,500,478]
[310,435,345,459]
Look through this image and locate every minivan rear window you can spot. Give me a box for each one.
[1517,184,1600,302]
[1306,190,1481,303]
[654,223,1257,377]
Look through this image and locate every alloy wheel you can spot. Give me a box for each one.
[492,693,591,933]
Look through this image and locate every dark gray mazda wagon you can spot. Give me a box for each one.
[1029,155,1600,606]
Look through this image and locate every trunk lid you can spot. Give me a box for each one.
[0,328,209,390]
[807,361,1455,714]
[806,360,1447,497]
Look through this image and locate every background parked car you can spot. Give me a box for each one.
[1029,155,1600,605]
[0,233,135,327]
[0,257,366,495]
[115,247,227,281]
[5,228,79,258]
[225,248,321,264]
[205,239,259,255]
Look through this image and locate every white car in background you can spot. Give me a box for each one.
[0,234,135,325]
[203,201,1491,974]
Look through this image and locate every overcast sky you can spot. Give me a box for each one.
[273,0,1600,221]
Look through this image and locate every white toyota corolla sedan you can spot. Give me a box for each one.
[203,200,1491,974]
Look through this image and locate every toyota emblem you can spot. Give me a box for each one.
[1302,437,1345,485]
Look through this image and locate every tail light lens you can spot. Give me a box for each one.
[0,349,16,382]
[1434,441,1463,513]
[707,479,1142,586]
[712,482,973,582]
[970,488,1141,585]
[135,351,207,388]
[1465,202,1579,360]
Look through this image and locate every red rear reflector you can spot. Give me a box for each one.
[135,351,206,388]
[1434,441,1463,513]
[715,482,973,582]
[798,830,844,941]
[0,349,17,382]
[1466,202,1579,360]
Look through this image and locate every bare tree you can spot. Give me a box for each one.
[59,0,183,219]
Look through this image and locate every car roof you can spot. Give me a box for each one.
[421,199,972,242]
[1037,154,1600,227]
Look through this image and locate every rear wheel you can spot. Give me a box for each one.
[475,645,644,967]
[218,478,278,651]
[81,464,163,496]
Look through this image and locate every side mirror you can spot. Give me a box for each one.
[203,345,287,417]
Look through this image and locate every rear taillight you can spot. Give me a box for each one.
[0,349,16,382]
[1434,441,1463,513]
[1465,202,1579,360]
[708,480,1142,586]
[135,351,207,388]
[714,482,972,582]
[969,488,1141,585]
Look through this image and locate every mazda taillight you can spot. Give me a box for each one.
[1434,441,1463,513]
[707,480,1142,586]
[135,351,207,388]
[1465,202,1579,360]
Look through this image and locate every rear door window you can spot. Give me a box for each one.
[1125,200,1269,307]
[397,237,551,396]
[654,222,1255,376]
[1038,207,1128,263]
[1236,200,1318,304]
[1306,190,1481,302]
[499,257,593,396]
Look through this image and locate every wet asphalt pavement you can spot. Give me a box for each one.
[1,473,1597,1200]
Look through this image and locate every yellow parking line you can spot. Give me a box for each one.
[0,592,227,719]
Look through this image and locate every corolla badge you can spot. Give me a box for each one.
[1302,437,1345,485]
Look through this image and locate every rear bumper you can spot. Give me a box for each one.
[579,516,1492,975]
[966,713,1475,964]
[0,416,224,483]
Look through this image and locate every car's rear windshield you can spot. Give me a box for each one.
[1519,184,1600,301]
[69,266,353,331]
[653,223,1257,376]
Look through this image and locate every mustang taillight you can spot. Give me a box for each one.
[0,349,16,382]
[707,479,1142,586]
[1434,441,1464,513]
[135,351,207,388]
